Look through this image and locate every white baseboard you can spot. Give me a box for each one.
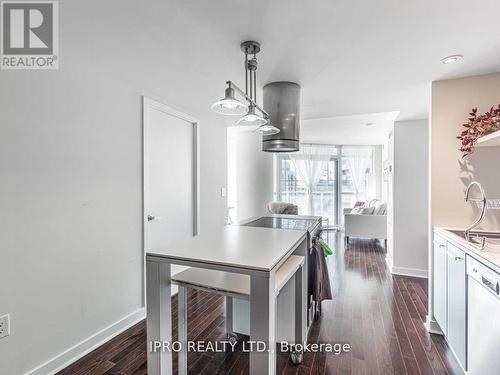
[425,315,443,335]
[26,308,145,375]
[385,253,428,278]
[391,266,428,278]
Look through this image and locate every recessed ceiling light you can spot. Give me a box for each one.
[441,54,463,64]
[365,122,375,126]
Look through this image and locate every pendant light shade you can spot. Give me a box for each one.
[236,105,268,126]
[256,124,280,136]
[210,86,247,115]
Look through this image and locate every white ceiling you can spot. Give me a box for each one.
[301,112,399,145]
[64,0,500,123]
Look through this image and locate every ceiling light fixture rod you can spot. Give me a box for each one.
[245,52,249,97]
[249,55,253,101]
[253,52,257,102]
[253,69,257,102]
[226,80,269,119]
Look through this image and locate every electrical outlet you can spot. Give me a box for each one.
[0,314,10,339]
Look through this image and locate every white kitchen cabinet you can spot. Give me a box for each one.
[433,234,448,335]
[446,243,467,369]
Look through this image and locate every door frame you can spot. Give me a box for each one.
[142,96,200,302]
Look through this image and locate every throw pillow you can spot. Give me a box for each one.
[373,203,387,215]
[360,206,375,215]
[350,207,362,214]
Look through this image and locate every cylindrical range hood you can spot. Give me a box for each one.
[262,81,301,152]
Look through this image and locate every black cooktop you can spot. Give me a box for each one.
[242,216,318,231]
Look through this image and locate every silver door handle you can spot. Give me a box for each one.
[147,215,162,221]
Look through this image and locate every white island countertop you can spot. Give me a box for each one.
[146,225,307,272]
[435,227,500,273]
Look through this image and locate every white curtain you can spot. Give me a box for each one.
[289,144,336,215]
[343,146,375,201]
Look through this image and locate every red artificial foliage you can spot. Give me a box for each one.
[457,105,500,157]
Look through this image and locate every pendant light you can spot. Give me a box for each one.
[256,124,280,136]
[211,41,280,136]
[236,104,268,126]
[210,85,247,115]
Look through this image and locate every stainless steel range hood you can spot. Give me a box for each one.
[262,81,301,152]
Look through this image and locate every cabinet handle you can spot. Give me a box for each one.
[147,214,162,221]
[446,250,464,261]
[481,276,499,294]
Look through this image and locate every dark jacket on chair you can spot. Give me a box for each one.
[311,241,332,318]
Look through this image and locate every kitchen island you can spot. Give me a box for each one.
[145,225,308,375]
[236,214,322,340]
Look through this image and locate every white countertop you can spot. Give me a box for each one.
[435,227,500,273]
[146,225,307,272]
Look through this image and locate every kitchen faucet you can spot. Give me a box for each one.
[464,181,487,249]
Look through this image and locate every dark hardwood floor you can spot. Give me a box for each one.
[57,234,463,375]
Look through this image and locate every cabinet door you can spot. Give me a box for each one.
[447,244,466,369]
[433,238,447,335]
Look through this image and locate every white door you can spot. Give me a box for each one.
[143,97,198,282]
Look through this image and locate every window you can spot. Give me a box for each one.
[276,151,339,225]
[313,160,338,224]
[276,145,379,227]
[278,157,308,212]
[341,146,375,209]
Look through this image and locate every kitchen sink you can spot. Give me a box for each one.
[448,229,500,240]
[448,229,500,248]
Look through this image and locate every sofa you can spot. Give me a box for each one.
[344,200,387,249]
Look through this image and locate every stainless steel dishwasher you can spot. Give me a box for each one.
[467,256,500,375]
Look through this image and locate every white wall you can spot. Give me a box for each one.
[390,120,429,277]
[0,50,227,375]
[431,73,500,230]
[381,133,390,204]
[373,145,383,200]
[386,130,395,265]
[227,128,274,222]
